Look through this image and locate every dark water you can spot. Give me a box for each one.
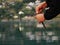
[0,19,60,45]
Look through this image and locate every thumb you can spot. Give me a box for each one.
[35,14,45,23]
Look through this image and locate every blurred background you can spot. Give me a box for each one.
[0,0,60,45]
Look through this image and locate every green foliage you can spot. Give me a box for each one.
[0,8,8,19]
[0,8,13,19]
[23,0,35,3]
[9,2,23,13]
[21,8,35,17]
[0,1,35,19]
[0,8,6,15]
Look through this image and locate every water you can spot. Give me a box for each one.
[0,19,60,45]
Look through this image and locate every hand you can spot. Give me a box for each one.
[35,13,45,23]
[36,1,47,14]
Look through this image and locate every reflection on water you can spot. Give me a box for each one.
[0,19,60,45]
[25,31,59,42]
